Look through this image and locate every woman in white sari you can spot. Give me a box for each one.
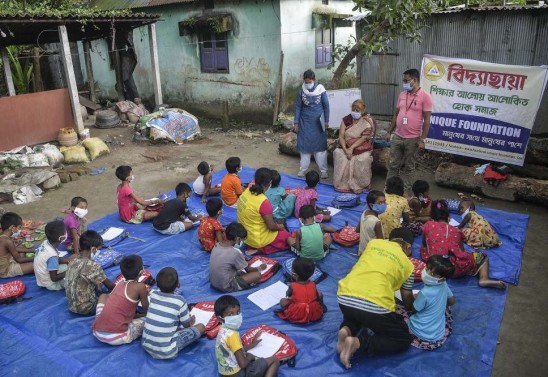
[333,99,376,194]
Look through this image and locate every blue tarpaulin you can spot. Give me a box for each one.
[0,168,528,377]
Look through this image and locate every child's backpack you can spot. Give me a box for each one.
[247,256,279,283]
[0,280,26,305]
[188,301,221,339]
[331,193,360,209]
[332,226,360,247]
[409,257,426,282]
[114,269,156,290]
[281,257,327,284]
[241,324,298,367]
[92,248,124,269]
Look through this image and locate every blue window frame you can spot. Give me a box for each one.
[200,31,229,73]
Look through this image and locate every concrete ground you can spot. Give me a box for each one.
[2,120,546,376]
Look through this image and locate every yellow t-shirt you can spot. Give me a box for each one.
[379,193,411,239]
[338,239,414,312]
[216,326,243,375]
[237,189,277,249]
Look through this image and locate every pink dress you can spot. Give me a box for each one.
[293,187,324,222]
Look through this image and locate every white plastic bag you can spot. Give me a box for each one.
[34,144,64,167]
[12,185,42,204]
[27,153,50,167]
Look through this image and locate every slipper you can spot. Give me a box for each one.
[457,192,470,200]
[470,194,483,202]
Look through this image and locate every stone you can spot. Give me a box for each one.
[57,172,70,183]
[69,173,79,181]
[435,162,548,206]
[41,174,61,190]
[525,137,548,166]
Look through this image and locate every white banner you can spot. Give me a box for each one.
[421,55,548,165]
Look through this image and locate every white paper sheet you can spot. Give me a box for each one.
[326,206,341,216]
[449,218,460,227]
[101,227,125,241]
[190,307,214,326]
[250,260,273,275]
[248,332,285,359]
[247,281,288,311]
[394,289,420,301]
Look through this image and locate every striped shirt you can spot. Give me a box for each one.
[142,291,191,359]
[338,274,414,314]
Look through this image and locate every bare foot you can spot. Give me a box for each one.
[337,327,351,354]
[340,336,360,369]
[479,279,507,289]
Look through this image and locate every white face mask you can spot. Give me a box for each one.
[11,228,21,239]
[73,207,88,218]
[58,233,68,243]
[130,175,135,183]
[351,111,362,120]
[462,208,470,218]
[303,82,314,91]
[223,313,243,330]
[421,269,443,286]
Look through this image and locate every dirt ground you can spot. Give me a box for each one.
[2,117,547,377]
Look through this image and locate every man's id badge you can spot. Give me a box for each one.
[402,116,408,125]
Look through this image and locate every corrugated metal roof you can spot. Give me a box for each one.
[92,0,195,10]
[348,4,548,21]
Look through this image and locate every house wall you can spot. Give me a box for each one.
[280,0,356,111]
[86,0,282,123]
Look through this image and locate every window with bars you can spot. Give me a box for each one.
[315,28,332,68]
[199,31,229,73]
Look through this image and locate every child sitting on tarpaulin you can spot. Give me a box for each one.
[265,169,296,223]
[292,205,336,261]
[458,200,502,248]
[63,196,88,254]
[221,157,244,207]
[198,198,225,252]
[115,165,163,224]
[153,183,202,235]
[92,255,148,345]
[34,220,72,290]
[193,161,222,204]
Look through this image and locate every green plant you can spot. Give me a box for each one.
[6,47,33,94]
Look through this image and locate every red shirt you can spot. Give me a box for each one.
[276,281,324,324]
[117,184,138,222]
[198,217,224,251]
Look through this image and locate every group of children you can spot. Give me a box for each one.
[0,161,506,375]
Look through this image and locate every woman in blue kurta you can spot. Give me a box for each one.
[293,69,330,179]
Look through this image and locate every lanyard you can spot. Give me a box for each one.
[404,89,419,113]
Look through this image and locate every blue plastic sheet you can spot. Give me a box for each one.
[0,167,528,377]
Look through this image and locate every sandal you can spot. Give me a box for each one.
[470,194,483,202]
[457,192,470,200]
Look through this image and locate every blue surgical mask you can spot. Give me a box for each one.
[351,111,362,120]
[303,82,314,91]
[223,313,243,330]
[403,83,413,92]
[372,203,387,214]
[235,240,244,249]
[421,269,443,286]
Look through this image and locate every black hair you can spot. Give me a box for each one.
[156,267,179,293]
[270,169,281,187]
[120,255,143,280]
[299,204,315,219]
[225,157,241,174]
[79,230,103,251]
[385,176,405,196]
[427,255,455,279]
[175,182,191,196]
[115,165,132,181]
[403,68,420,81]
[412,180,429,197]
[431,200,450,222]
[250,167,272,195]
[71,196,87,208]
[305,170,320,188]
[460,199,475,211]
[292,257,315,281]
[366,190,385,207]
[206,198,223,217]
[214,294,240,317]
[197,161,210,176]
[225,222,247,241]
[303,69,315,80]
[45,220,66,243]
[389,227,414,245]
[1,212,22,231]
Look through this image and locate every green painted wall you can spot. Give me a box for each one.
[86,0,282,122]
